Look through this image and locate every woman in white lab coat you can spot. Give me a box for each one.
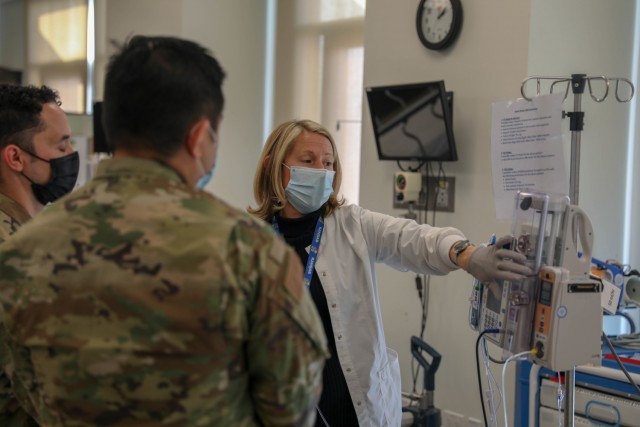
[248,119,531,427]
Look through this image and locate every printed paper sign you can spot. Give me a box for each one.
[491,93,568,219]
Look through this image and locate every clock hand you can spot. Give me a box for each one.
[438,9,447,19]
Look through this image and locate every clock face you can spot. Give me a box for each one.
[416,0,462,50]
[421,0,454,44]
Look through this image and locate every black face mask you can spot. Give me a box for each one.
[21,150,80,205]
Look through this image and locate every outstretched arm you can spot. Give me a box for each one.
[452,235,532,283]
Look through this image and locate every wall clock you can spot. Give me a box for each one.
[416,0,463,51]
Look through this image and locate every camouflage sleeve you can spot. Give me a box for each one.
[0,315,38,426]
[0,224,38,426]
[246,235,328,427]
[0,212,12,245]
[0,221,14,415]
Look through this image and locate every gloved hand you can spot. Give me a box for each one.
[466,235,532,283]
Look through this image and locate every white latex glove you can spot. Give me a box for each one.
[466,235,532,283]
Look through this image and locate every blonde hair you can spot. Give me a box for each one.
[248,119,344,220]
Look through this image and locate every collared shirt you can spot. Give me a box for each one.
[0,157,328,427]
[0,192,31,244]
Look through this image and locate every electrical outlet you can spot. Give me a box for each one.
[427,176,455,212]
[436,181,449,208]
[392,175,455,212]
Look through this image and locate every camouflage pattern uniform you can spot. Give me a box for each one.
[0,193,31,245]
[0,157,328,427]
[0,193,38,426]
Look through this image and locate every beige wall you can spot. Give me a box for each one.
[362,0,639,422]
[93,0,267,210]
[529,0,636,265]
[361,0,532,421]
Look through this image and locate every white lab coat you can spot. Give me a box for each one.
[314,204,465,426]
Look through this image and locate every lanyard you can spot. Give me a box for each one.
[272,215,324,288]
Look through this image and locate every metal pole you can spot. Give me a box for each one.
[564,369,576,426]
[568,108,581,205]
[568,74,585,205]
[564,73,586,427]
[562,367,576,427]
[85,0,95,115]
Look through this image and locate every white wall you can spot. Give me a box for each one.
[361,0,532,420]
[94,0,267,210]
[182,1,268,210]
[362,0,639,422]
[528,0,637,266]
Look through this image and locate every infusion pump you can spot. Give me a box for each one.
[531,266,601,371]
[469,191,602,371]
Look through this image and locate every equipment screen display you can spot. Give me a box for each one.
[539,280,552,306]
[485,282,503,313]
[366,81,457,161]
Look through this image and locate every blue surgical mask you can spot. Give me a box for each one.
[284,165,335,214]
[196,161,216,189]
[196,126,217,189]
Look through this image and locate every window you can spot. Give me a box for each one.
[26,0,89,114]
[274,0,366,204]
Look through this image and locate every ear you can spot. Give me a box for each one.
[184,118,211,158]
[1,145,27,172]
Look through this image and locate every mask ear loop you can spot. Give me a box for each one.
[19,147,50,164]
[276,163,291,206]
[20,170,39,185]
[18,147,50,186]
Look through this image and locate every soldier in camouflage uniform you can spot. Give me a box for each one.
[0,84,78,244]
[0,36,328,427]
[0,84,78,426]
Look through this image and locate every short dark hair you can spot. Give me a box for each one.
[103,35,226,157]
[0,84,61,151]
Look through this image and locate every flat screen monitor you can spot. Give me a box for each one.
[366,80,457,162]
[0,67,22,84]
[92,101,112,154]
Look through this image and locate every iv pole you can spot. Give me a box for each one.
[567,74,585,205]
[520,73,635,427]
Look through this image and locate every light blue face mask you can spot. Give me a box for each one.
[284,165,335,214]
[196,127,217,189]
[196,162,216,189]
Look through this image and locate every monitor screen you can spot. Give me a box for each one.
[92,101,112,154]
[0,67,22,84]
[366,81,457,162]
